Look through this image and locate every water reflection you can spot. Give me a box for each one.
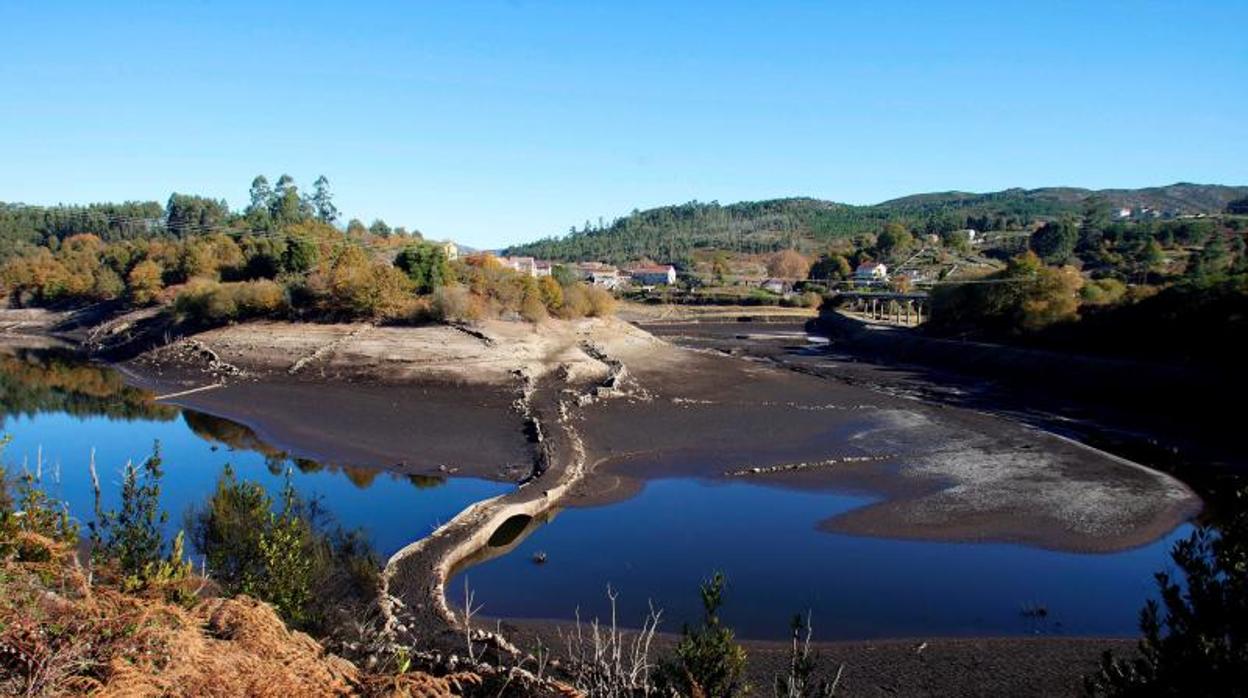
[180,409,447,491]
[0,350,508,556]
[0,347,176,424]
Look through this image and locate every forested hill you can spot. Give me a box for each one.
[506,183,1248,264]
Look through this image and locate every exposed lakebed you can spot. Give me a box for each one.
[0,347,1189,641]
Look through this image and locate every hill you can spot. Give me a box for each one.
[505,183,1248,264]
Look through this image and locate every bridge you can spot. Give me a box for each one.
[831,290,929,327]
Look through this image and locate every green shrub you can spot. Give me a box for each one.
[89,444,191,593]
[187,466,379,631]
[1086,488,1248,695]
[658,572,749,697]
[1080,277,1128,306]
[394,243,452,294]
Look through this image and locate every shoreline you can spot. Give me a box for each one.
[0,309,1199,681]
[492,616,1137,697]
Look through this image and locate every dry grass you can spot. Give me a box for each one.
[0,533,497,697]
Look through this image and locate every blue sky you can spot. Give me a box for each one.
[2,2,1245,249]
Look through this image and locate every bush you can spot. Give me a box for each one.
[0,438,79,561]
[1081,277,1128,306]
[186,466,379,631]
[657,572,748,697]
[560,284,592,318]
[126,259,164,305]
[89,445,191,595]
[174,279,289,324]
[520,288,548,322]
[585,285,616,317]
[1086,488,1248,695]
[432,284,481,322]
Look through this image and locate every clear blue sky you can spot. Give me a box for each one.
[2,1,1245,249]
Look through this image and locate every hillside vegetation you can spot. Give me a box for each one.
[0,175,615,329]
[506,183,1247,264]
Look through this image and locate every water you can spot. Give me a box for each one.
[451,478,1189,640]
[1,348,1187,641]
[0,349,509,557]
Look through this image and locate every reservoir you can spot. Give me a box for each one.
[0,348,1187,641]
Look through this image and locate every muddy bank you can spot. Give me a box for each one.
[814,310,1247,477]
[566,331,1197,552]
[496,616,1131,697]
[109,314,1200,554]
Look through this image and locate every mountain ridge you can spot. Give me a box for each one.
[505,183,1248,264]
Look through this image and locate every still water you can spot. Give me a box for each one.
[0,349,509,557]
[1,348,1186,641]
[450,479,1188,640]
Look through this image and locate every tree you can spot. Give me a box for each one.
[246,176,274,231]
[551,264,578,287]
[537,275,564,311]
[1190,235,1232,279]
[269,174,309,227]
[165,194,229,237]
[127,259,164,305]
[809,254,852,281]
[767,249,811,279]
[393,242,452,294]
[368,219,392,238]
[1078,197,1112,252]
[928,251,1083,336]
[1030,219,1079,264]
[346,218,368,237]
[944,229,972,255]
[89,445,188,591]
[711,252,730,285]
[283,234,320,275]
[1226,196,1248,215]
[877,223,914,258]
[310,175,338,224]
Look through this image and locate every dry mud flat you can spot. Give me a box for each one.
[127,316,1199,554]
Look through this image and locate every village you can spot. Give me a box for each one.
[457,224,1005,315]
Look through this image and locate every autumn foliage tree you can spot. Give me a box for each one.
[928,251,1083,335]
[767,249,811,279]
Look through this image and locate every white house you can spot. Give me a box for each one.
[761,278,791,294]
[853,262,889,284]
[570,262,625,289]
[498,256,554,277]
[629,264,677,286]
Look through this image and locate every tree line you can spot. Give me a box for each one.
[0,174,420,265]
